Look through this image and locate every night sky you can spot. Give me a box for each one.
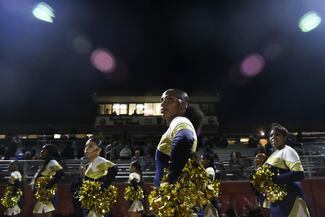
[1,0,325,131]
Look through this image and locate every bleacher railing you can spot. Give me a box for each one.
[0,155,324,185]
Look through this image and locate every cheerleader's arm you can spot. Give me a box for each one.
[46,169,64,188]
[101,165,118,188]
[272,171,304,184]
[168,129,193,184]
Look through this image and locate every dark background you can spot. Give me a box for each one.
[1,0,325,131]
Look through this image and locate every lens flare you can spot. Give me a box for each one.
[90,49,116,73]
[240,54,265,77]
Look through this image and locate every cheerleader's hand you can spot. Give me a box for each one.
[12,186,17,194]
[271,175,280,184]
[46,179,56,188]
[80,166,86,177]
[101,182,109,189]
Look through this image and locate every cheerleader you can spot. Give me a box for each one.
[265,123,310,217]
[154,88,204,186]
[125,161,147,217]
[81,137,118,217]
[33,144,64,217]
[256,153,270,217]
[252,153,270,217]
[200,153,219,217]
[1,161,23,217]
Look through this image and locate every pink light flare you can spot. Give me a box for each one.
[240,54,265,77]
[90,48,116,73]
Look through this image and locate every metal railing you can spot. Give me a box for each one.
[0,155,324,185]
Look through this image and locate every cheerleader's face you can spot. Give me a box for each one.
[200,155,208,167]
[9,162,18,172]
[269,129,286,149]
[129,165,136,173]
[40,147,49,160]
[255,153,266,167]
[160,92,186,122]
[84,140,99,160]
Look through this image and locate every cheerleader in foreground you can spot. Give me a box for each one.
[1,161,23,216]
[33,144,64,217]
[151,88,204,217]
[265,123,310,217]
[154,88,204,186]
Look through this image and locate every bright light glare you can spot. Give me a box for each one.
[299,11,321,32]
[33,2,55,23]
[54,134,61,139]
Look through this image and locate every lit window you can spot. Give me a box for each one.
[99,104,113,115]
[113,104,128,115]
[129,104,144,115]
[144,103,161,116]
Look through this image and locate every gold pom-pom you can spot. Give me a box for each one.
[0,186,23,208]
[124,185,144,201]
[78,180,118,215]
[252,164,287,203]
[149,159,221,217]
[34,176,57,203]
[149,182,194,217]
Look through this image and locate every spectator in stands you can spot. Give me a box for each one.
[265,123,311,217]
[200,135,209,150]
[23,151,33,160]
[0,144,6,159]
[255,142,273,158]
[214,154,226,178]
[154,88,204,186]
[21,143,37,159]
[131,150,145,170]
[120,145,132,160]
[61,142,74,159]
[71,141,84,159]
[33,144,64,217]
[202,142,215,157]
[228,151,245,179]
[2,141,18,160]
[144,143,155,159]
[216,135,228,148]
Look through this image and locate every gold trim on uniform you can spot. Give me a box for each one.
[85,156,115,180]
[4,205,21,216]
[288,197,311,217]
[33,202,55,214]
[265,145,304,172]
[157,116,197,156]
[41,160,63,177]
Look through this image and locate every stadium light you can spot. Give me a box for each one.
[299,11,321,32]
[32,2,55,23]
